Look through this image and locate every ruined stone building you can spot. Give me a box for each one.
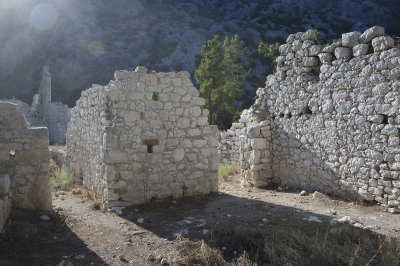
[219,26,400,210]
[66,67,218,207]
[8,66,71,144]
[0,101,52,232]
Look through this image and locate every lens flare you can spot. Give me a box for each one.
[87,41,105,58]
[29,3,58,31]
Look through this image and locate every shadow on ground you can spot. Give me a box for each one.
[0,208,106,266]
[116,191,399,264]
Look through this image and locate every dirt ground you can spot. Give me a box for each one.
[1,174,399,266]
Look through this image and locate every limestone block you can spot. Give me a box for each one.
[309,45,323,56]
[31,174,52,211]
[372,36,394,52]
[301,29,317,41]
[279,44,291,55]
[359,26,385,43]
[322,41,342,53]
[106,150,128,164]
[173,148,185,161]
[334,47,352,60]
[192,97,205,106]
[291,40,302,52]
[303,57,319,67]
[342,31,361,47]
[352,44,369,57]
[251,138,267,150]
[318,53,333,64]
[275,70,286,81]
[247,126,261,138]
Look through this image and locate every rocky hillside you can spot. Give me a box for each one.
[0,0,399,106]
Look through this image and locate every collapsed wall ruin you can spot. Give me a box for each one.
[66,67,218,207]
[220,26,400,209]
[8,66,71,144]
[0,101,52,231]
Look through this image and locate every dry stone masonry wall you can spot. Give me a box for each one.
[218,123,244,164]
[66,67,218,207]
[0,101,52,231]
[7,66,71,144]
[220,26,400,209]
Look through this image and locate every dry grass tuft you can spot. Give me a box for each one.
[50,159,74,189]
[171,218,400,266]
[171,236,230,266]
[218,164,239,181]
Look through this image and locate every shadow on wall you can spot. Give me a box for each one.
[0,209,106,266]
[271,118,357,199]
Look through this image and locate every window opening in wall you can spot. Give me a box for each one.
[382,114,388,125]
[279,113,284,118]
[287,113,292,119]
[301,106,312,115]
[140,112,144,120]
[147,145,153,153]
[143,139,159,154]
[152,92,159,101]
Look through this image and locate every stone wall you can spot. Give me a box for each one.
[8,66,71,144]
[66,67,218,207]
[218,123,244,165]
[221,26,400,209]
[0,101,52,231]
[0,174,11,232]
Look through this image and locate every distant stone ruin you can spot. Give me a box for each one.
[66,67,218,207]
[9,66,71,144]
[219,26,400,210]
[0,101,52,232]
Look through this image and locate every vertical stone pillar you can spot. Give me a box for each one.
[39,66,51,126]
[240,120,273,188]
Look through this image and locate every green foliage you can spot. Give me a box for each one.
[258,42,280,69]
[152,91,159,101]
[50,159,74,189]
[195,35,250,130]
[218,164,238,180]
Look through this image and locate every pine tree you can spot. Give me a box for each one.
[195,34,249,129]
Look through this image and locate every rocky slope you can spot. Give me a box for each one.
[0,0,399,106]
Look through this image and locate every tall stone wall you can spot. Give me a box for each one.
[218,123,244,164]
[220,26,400,209]
[8,66,71,144]
[0,101,52,231]
[66,67,218,207]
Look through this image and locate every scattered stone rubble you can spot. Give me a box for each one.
[219,26,400,210]
[0,101,52,231]
[66,66,218,207]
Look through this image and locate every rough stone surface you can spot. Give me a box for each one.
[359,26,385,43]
[372,36,394,52]
[0,102,52,231]
[334,47,352,60]
[342,31,361,47]
[353,44,370,57]
[66,67,218,207]
[218,27,400,210]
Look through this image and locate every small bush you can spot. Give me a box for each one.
[218,164,238,180]
[50,159,74,189]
